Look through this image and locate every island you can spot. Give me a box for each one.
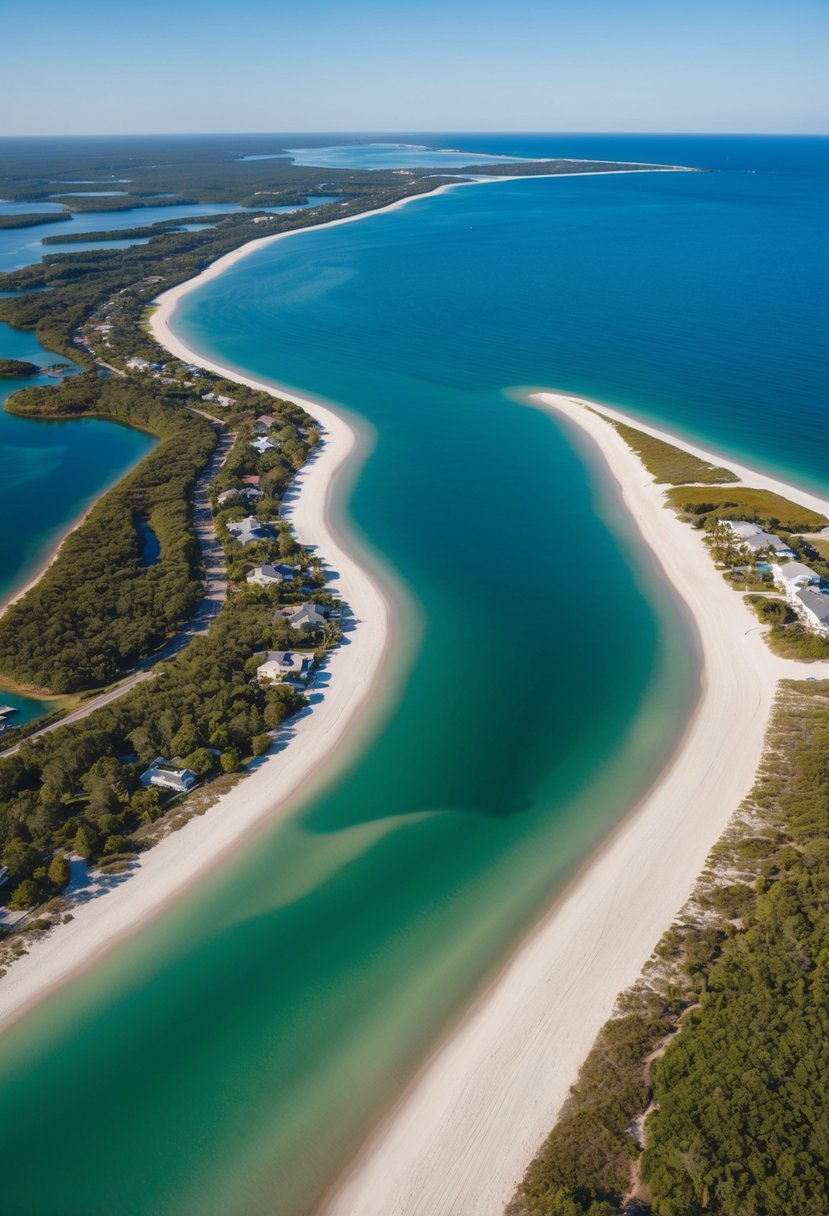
[0,359,39,378]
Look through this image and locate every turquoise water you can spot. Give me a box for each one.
[0,136,825,1215]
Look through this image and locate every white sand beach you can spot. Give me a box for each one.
[0,304,397,1030]
[0,167,689,1026]
[321,390,829,1216]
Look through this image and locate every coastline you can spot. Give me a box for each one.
[0,320,404,1032]
[320,390,829,1216]
[0,165,681,1025]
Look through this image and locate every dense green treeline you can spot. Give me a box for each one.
[0,374,216,692]
[508,681,829,1216]
[0,212,66,230]
[0,592,309,922]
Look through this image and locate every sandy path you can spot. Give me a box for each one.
[321,391,829,1216]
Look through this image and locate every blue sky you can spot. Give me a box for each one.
[2,0,827,135]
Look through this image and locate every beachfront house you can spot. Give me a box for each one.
[226,516,275,547]
[140,757,199,794]
[250,436,277,455]
[254,414,280,433]
[721,520,764,539]
[796,586,829,636]
[202,392,236,408]
[280,602,331,631]
[125,357,151,371]
[246,563,299,586]
[740,532,796,560]
[256,650,312,685]
[772,560,820,598]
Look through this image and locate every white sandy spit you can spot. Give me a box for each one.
[0,283,396,1030]
[0,165,694,1025]
[322,391,829,1216]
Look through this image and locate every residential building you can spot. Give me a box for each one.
[140,757,199,794]
[226,516,274,546]
[772,560,820,597]
[256,650,312,685]
[217,488,242,506]
[740,532,796,559]
[250,436,277,454]
[125,356,151,371]
[280,602,330,631]
[246,563,299,586]
[254,414,280,432]
[720,520,764,539]
[796,587,829,636]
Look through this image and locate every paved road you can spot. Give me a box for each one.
[1,424,235,757]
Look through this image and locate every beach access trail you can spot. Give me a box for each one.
[321,391,829,1216]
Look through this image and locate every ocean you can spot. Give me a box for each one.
[0,134,826,1215]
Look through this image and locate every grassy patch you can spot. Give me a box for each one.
[665,485,827,531]
[745,594,829,660]
[609,419,737,485]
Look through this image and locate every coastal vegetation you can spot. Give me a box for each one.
[744,594,829,660]
[0,359,39,377]
[0,212,66,230]
[0,587,318,932]
[508,678,829,1216]
[0,374,216,692]
[606,419,737,485]
[666,485,827,532]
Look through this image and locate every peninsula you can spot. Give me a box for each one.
[0,144,822,1216]
[320,393,829,1216]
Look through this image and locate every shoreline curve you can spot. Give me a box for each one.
[319,390,829,1216]
[0,271,405,1034]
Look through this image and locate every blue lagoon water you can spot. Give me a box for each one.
[0,136,825,1215]
[0,324,154,719]
[0,197,339,273]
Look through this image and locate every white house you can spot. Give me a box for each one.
[250,436,277,455]
[126,357,151,371]
[256,650,312,685]
[772,560,820,598]
[217,488,242,506]
[721,520,764,539]
[796,586,829,636]
[140,757,199,794]
[246,563,299,586]
[280,602,330,631]
[740,531,796,559]
[227,516,274,546]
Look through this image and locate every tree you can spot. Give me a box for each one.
[251,733,271,757]
[1,839,40,881]
[171,720,200,758]
[47,854,71,891]
[73,824,99,859]
[130,787,162,823]
[182,747,215,778]
[8,878,41,910]
[220,748,240,774]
